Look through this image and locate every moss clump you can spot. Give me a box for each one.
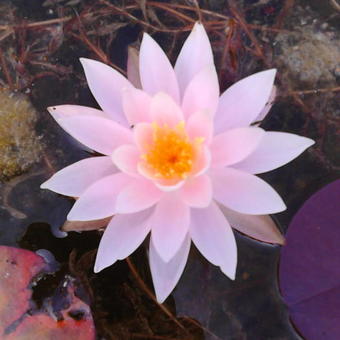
[0,89,42,181]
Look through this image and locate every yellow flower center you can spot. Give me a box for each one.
[142,122,203,180]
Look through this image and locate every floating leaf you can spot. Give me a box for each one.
[0,247,47,332]
[0,246,95,339]
[279,180,340,340]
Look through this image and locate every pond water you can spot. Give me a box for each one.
[0,0,339,339]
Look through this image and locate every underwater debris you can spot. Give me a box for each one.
[0,90,42,181]
[274,6,340,87]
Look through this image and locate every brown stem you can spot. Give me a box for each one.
[130,333,179,340]
[189,0,203,22]
[289,86,340,95]
[228,2,266,63]
[101,0,192,33]
[125,257,188,334]
[274,0,295,29]
[0,29,14,43]
[144,2,195,23]
[0,16,72,30]
[0,47,14,89]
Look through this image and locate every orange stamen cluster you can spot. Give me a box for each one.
[142,122,202,180]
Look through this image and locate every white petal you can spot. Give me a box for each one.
[186,110,213,144]
[211,167,286,215]
[67,173,131,221]
[57,116,133,155]
[80,58,132,125]
[190,201,237,279]
[155,180,185,192]
[252,85,277,123]
[112,144,140,177]
[214,69,277,134]
[149,92,183,127]
[149,233,191,303]
[94,208,153,272]
[139,33,180,102]
[41,156,117,197]
[47,105,109,120]
[115,179,163,214]
[179,175,212,208]
[175,22,214,97]
[181,65,219,119]
[150,193,190,262]
[122,87,151,125]
[232,132,315,174]
[210,127,265,168]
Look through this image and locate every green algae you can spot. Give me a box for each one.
[0,90,42,181]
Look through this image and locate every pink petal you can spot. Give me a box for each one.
[149,92,183,127]
[137,161,157,181]
[190,201,237,279]
[115,179,163,214]
[149,233,191,303]
[80,58,132,125]
[232,132,315,174]
[112,144,140,177]
[219,205,285,244]
[139,33,180,103]
[180,174,212,208]
[186,110,213,145]
[67,173,131,221]
[181,65,219,119]
[94,208,153,272]
[210,127,265,168]
[127,46,142,89]
[191,146,211,177]
[252,85,277,123]
[134,123,153,152]
[211,167,286,214]
[137,162,185,190]
[122,87,151,125]
[47,105,109,120]
[214,69,277,134]
[150,193,190,262]
[41,156,117,197]
[154,179,185,192]
[175,22,214,97]
[57,116,133,155]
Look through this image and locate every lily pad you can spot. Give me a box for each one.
[0,246,95,339]
[0,247,46,332]
[279,180,340,340]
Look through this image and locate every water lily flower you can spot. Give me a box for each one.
[41,22,314,303]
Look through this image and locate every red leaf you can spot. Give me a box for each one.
[0,246,95,339]
[0,247,46,331]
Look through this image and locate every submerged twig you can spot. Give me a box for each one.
[0,47,14,89]
[0,16,72,31]
[290,86,340,95]
[125,257,188,334]
[228,1,267,62]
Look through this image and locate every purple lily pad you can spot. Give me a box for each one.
[279,180,340,340]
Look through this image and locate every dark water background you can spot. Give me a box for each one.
[0,0,339,339]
